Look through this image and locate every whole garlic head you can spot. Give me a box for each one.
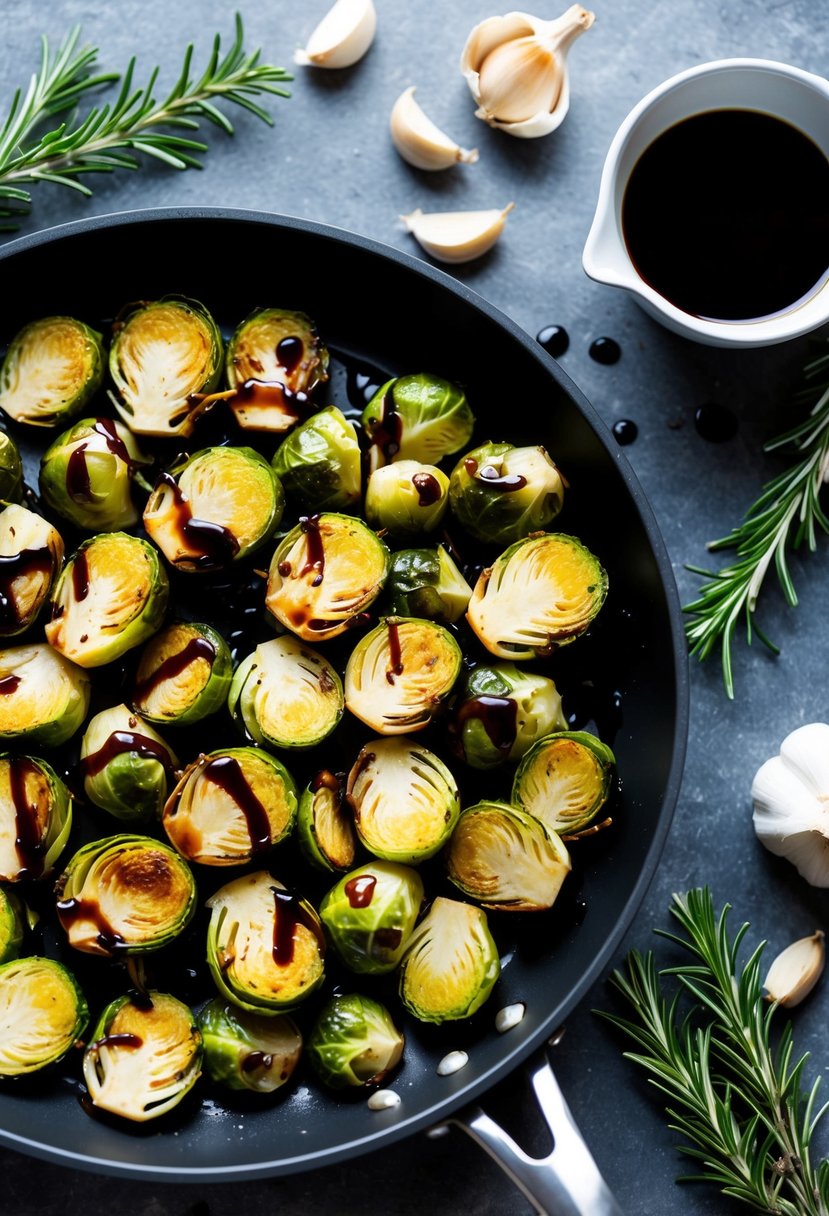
[752,722,829,886]
[460,4,595,138]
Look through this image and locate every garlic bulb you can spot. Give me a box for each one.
[401,204,514,264]
[390,88,479,171]
[764,931,825,1007]
[460,4,595,138]
[752,722,829,886]
[294,0,377,69]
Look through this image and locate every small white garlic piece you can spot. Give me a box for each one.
[437,1050,469,1076]
[764,931,825,1007]
[367,1088,401,1110]
[495,1002,526,1033]
[390,87,479,172]
[401,204,514,264]
[752,722,829,886]
[294,0,377,69]
[461,4,595,138]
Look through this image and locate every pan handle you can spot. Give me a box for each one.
[442,1048,624,1216]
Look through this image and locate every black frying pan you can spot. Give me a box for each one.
[0,209,688,1196]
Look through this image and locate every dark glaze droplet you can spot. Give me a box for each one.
[412,472,442,506]
[276,336,303,377]
[367,386,402,463]
[0,675,20,696]
[81,730,175,779]
[271,888,325,966]
[55,896,126,954]
[133,635,216,703]
[0,548,53,628]
[242,1051,273,1074]
[71,547,90,602]
[202,755,272,853]
[536,325,570,358]
[344,874,377,908]
[612,419,638,446]
[9,756,46,879]
[92,1033,142,1051]
[299,515,325,586]
[694,402,738,443]
[310,769,341,794]
[386,620,404,684]
[66,442,92,502]
[477,465,528,492]
[155,472,240,569]
[589,337,622,365]
[455,695,517,755]
[277,560,292,578]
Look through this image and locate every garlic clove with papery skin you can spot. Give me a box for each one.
[401,204,514,264]
[461,5,595,139]
[390,88,479,171]
[764,931,825,1007]
[752,722,829,887]
[294,0,377,69]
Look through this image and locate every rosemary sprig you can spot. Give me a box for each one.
[683,341,829,699]
[0,15,292,230]
[601,888,829,1215]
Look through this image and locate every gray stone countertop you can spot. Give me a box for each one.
[0,0,827,1213]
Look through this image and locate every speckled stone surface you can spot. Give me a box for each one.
[0,1,827,1213]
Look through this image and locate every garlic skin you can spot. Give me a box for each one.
[401,204,514,264]
[764,931,825,1007]
[752,722,829,887]
[294,0,377,69]
[390,87,479,171]
[461,5,595,138]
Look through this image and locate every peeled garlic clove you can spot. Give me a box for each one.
[461,5,595,139]
[764,931,825,1007]
[752,722,829,887]
[390,87,479,172]
[401,204,514,264]
[294,0,377,69]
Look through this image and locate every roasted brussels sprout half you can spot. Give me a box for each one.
[347,738,460,862]
[46,532,169,668]
[467,533,608,659]
[56,834,197,957]
[83,991,202,1122]
[0,889,24,962]
[206,871,325,1014]
[198,997,302,1094]
[0,956,88,1075]
[228,635,343,751]
[266,513,389,643]
[131,621,233,726]
[399,896,500,1023]
[0,642,90,747]
[144,446,284,572]
[108,296,223,437]
[449,443,565,545]
[297,771,357,873]
[272,406,361,513]
[319,860,424,974]
[387,546,471,624]
[0,431,23,502]
[0,503,64,638]
[224,308,330,431]
[446,801,571,911]
[512,730,616,835]
[449,663,567,770]
[344,617,461,734]
[364,461,449,536]
[0,316,104,428]
[39,416,149,532]
[307,994,404,1090]
[0,753,73,881]
[80,704,178,823]
[162,748,297,866]
[362,373,475,471]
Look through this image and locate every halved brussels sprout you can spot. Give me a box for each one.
[387,546,471,625]
[80,704,178,823]
[512,731,616,835]
[297,771,357,873]
[0,432,23,502]
[39,416,149,532]
[143,446,284,572]
[206,871,325,1014]
[364,461,449,536]
[224,308,330,431]
[131,621,233,726]
[319,860,424,974]
[347,738,460,862]
[307,994,404,1090]
[0,316,104,428]
[399,896,500,1023]
[0,889,24,962]
[0,643,90,747]
[266,513,389,643]
[446,801,571,912]
[228,635,343,751]
[198,997,302,1094]
[0,753,73,881]
[449,443,565,545]
[362,373,475,472]
[0,956,88,1075]
[56,834,197,957]
[449,663,567,770]
[0,504,64,638]
[466,533,608,659]
[272,406,361,513]
[83,991,202,1122]
[344,617,461,734]
[108,296,223,437]
[162,748,297,866]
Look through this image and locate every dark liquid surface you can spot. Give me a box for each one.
[622,109,829,321]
